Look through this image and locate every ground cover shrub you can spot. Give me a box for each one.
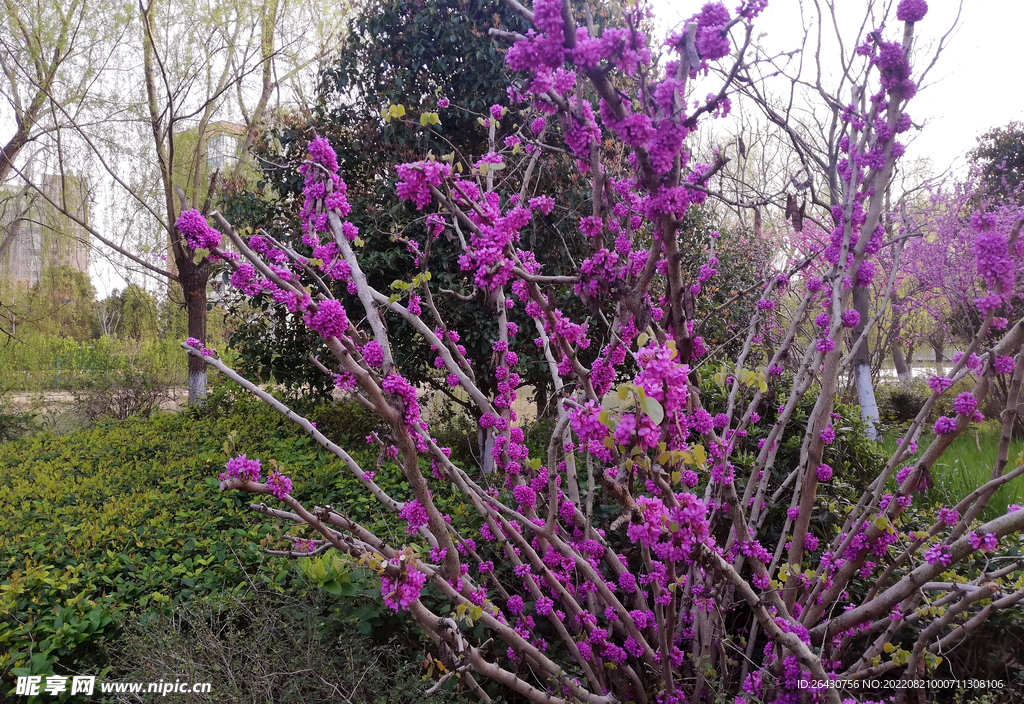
[0,386,469,700]
[107,585,464,704]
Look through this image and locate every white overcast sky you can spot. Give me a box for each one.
[651,0,1024,172]
[83,0,1023,296]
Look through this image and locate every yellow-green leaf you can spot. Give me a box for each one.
[642,396,664,425]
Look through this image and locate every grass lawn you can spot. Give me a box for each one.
[880,420,1024,520]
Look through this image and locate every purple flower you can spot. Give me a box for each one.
[817,337,835,353]
[933,416,957,435]
[229,263,263,296]
[579,215,603,238]
[380,561,427,611]
[994,356,1015,375]
[176,209,222,251]
[938,507,959,526]
[804,534,819,552]
[841,309,860,328]
[819,425,835,444]
[513,484,537,510]
[816,464,833,482]
[267,470,293,499]
[507,595,525,614]
[438,97,450,108]
[953,392,977,417]
[927,375,954,394]
[924,544,952,566]
[692,2,731,60]
[969,532,998,552]
[307,136,339,173]
[304,299,348,339]
[975,230,1014,293]
[399,499,430,535]
[896,0,928,22]
[362,340,384,367]
[221,454,262,482]
[185,337,202,349]
[787,506,800,521]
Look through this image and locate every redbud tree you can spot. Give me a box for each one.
[176,0,1024,701]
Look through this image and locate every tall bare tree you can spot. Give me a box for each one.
[7,0,345,402]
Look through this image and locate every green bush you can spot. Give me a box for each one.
[107,585,462,704]
[876,378,932,425]
[0,386,419,697]
[0,379,487,702]
[308,395,385,442]
[0,409,36,444]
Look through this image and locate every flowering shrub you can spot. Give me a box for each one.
[180,1,1024,702]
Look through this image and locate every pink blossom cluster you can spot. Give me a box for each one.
[399,499,430,535]
[969,532,998,552]
[221,454,261,482]
[303,299,348,340]
[176,209,223,251]
[266,470,293,500]
[298,136,353,247]
[185,337,217,357]
[896,0,928,23]
[395,160,452,211]
[380,559,427,611]
[626,493,710,564]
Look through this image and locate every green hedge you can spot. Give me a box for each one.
[0,384,463,701]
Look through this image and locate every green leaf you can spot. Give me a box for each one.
[642,396,664,425]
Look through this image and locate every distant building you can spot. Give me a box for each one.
[172,121,251,198]
[0,174,89,286]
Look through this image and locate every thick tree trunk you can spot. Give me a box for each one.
[535,382,548,418]
[933,334,945,375]
[851,284,879,440]
[180,261,209,405]
[892,342,910,383]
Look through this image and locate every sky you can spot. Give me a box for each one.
[53,1,1024,296]
[651,0,1024,173]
